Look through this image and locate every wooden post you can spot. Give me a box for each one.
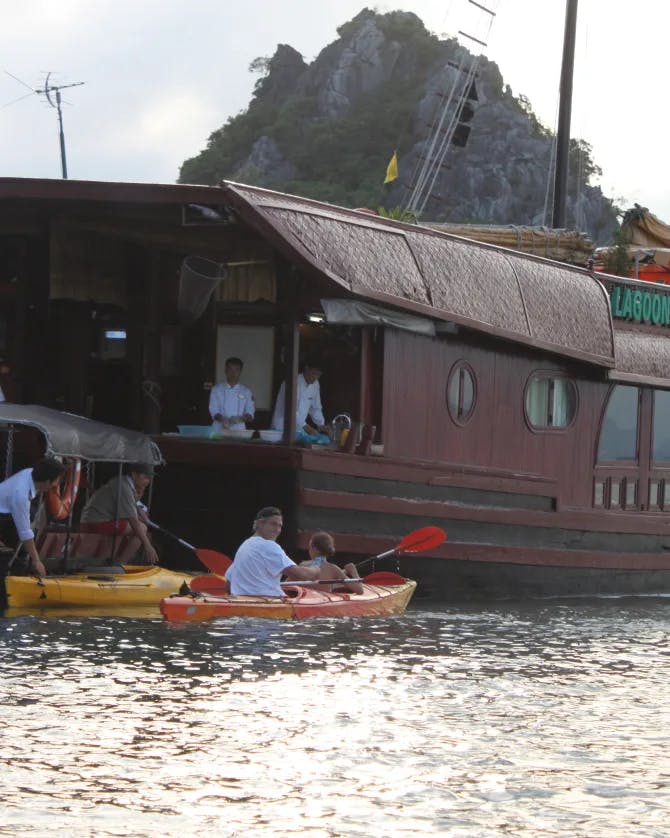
[278,260,300,443]
[552,0,578,229]
[283,318,299,442]
[142,250,162,434]
[359,326,373,425]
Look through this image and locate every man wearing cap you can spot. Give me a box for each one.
[271,359,330,437]
[80,463,158,564]
[226,506,320,597]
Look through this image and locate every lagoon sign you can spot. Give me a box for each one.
[610,285,670,327]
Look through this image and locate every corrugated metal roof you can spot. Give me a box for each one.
[222,182,616,368]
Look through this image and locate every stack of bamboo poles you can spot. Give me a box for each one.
[424,223,594,266]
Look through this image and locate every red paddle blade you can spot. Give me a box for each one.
[363,571,406,586]
[195,549,232,576]
[190,574,229,594]
[396,526,446,554]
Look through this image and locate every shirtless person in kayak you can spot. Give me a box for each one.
[226,506,319,597]
[301,530,363,594]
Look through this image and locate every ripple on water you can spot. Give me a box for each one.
[0,600,669,836]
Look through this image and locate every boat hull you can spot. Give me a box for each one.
[4,565,193,609]
[160,578,417,622]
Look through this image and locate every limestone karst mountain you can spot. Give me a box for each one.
[179,9,618,244]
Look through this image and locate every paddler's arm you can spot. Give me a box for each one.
[128,517,159,565]
[282,563,320,582]
[21,538,47,579]
[11,500,46,578]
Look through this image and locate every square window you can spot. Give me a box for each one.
[610,481,620,508]
[594,481,604,507]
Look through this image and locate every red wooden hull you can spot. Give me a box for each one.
[160,578,417,622]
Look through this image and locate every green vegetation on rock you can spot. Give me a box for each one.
[178,8,618,242]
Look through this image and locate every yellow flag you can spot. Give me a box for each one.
[384,151,398,184]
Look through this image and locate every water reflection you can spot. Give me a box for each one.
[1,600,669,836]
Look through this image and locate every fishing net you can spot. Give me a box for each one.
[178,255,226,326]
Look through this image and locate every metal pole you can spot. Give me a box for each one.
[552,0,578,229]
[55,89,68,179]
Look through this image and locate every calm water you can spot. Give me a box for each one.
[1,599,669,837]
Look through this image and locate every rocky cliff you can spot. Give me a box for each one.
[179,9,618,244]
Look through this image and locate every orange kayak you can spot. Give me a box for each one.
[160,577,416,622]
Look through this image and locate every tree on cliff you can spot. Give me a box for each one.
[178,9,617,243]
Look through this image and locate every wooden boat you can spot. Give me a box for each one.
[160,576,417,622]
[5,565,194,609]
[7,179,670,598]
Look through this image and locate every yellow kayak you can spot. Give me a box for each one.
[4,565,193,609]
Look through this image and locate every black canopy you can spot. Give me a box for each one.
[0,404,162,464]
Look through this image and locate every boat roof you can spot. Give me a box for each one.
[0,176,617,368]
[0,404,162,464]
[10,177,670,386]
[220,181,616,369]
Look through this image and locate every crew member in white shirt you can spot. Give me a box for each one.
[209,356,255,431]
[0,457,66,578]
[271,359,330,437]
[226,506,319,597]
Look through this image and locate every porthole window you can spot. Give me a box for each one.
[525,374,577,429]
[447,362,476,425]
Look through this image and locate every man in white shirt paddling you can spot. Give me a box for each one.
[271,358,330,438]
[209,356,255,431]
[226,506,319,597]
[0,457,67,578]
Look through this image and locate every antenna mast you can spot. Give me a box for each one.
[37,73,85,179]
[4,71,85,179]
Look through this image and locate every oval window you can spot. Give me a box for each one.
[525,374,577,429]
[446,362,476,424]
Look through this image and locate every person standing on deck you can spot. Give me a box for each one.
[271,359,330,437]
[0,457,66,578]
[209,356,255,431]
[226,506,319,597]
[80,463,159,564]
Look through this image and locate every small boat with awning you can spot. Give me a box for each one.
[0,404,195,611]
[160,572,417,622]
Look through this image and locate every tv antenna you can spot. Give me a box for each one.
[4,70,85,179]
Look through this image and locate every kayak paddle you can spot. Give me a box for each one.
[362,570,407,586]
[356,525,446,570]
[146,520,232,575]
[189,574,229,594]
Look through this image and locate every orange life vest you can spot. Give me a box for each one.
[45,459,81,521]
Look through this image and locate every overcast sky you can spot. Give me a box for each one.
[0,1,665,226]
